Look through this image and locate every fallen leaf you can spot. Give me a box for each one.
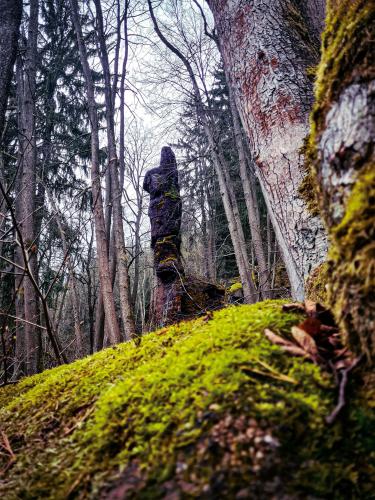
[297,317,321,336]
[334,359,353,370]
[282,303,305,313]
[291,326,319,360]
[304,299,317,316]
[264,329,311,359]
[279,344,310,358]
[264,328,292,347]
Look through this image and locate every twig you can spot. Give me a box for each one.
[0,430,16,474]
[326,355,363,424]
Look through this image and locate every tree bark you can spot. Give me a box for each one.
[307,0,374,362]
[18,0,40,375]
[207,0,328,300]
[69,0,121,345]
[93,0,136,340]
[0,0,22,140]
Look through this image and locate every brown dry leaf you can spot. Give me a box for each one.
[297,317,321,336]
[264,328,311,359]
[279,344,310,358]
[334,359,353,370]
[304,299,317,316]
[291,326,319,359]
[282,303,305,313]
[264,328,292,347]
[333,346,349,359]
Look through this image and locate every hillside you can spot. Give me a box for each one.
[0,301,373,499]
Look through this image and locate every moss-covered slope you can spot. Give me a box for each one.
[0,302,374,499]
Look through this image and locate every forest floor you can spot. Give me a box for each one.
[0,301,374,499]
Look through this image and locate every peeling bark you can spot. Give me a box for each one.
[207,0,328,299]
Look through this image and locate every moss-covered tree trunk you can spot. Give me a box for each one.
[307,0,375,363]
[207,0,328,300]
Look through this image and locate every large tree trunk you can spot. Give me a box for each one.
[18,0,40,375]
[207,0,328,299]
[0,0,22,139]
[307,0,375,363]
[69,0,121,345]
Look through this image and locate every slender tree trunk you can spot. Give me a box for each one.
[207,0,328,300]
[85,229,95,354]
[18,0,40,375]
[229,97,271,298]
[308,0,374,362]
[0,0,22,139]
[93,0,135,340]
[69,0,121,345]
[131,210,142,306]
[13,58,25,379]
[46,188,83,357]
[212,147,257,302]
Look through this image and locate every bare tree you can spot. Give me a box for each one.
[17,0,40,375]
[69,0,121,345]
[92,0,136,341]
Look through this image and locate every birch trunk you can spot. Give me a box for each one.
[207,0,328,299]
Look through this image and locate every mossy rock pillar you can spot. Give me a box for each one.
[143,146,184,327]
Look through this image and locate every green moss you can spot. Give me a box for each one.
[0,301,373,498]
[327,163,375,359]
[305,262,329,306]
[227,281,242,294]
[165,189,179,201]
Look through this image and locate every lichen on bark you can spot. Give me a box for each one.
[306,0,375,362]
